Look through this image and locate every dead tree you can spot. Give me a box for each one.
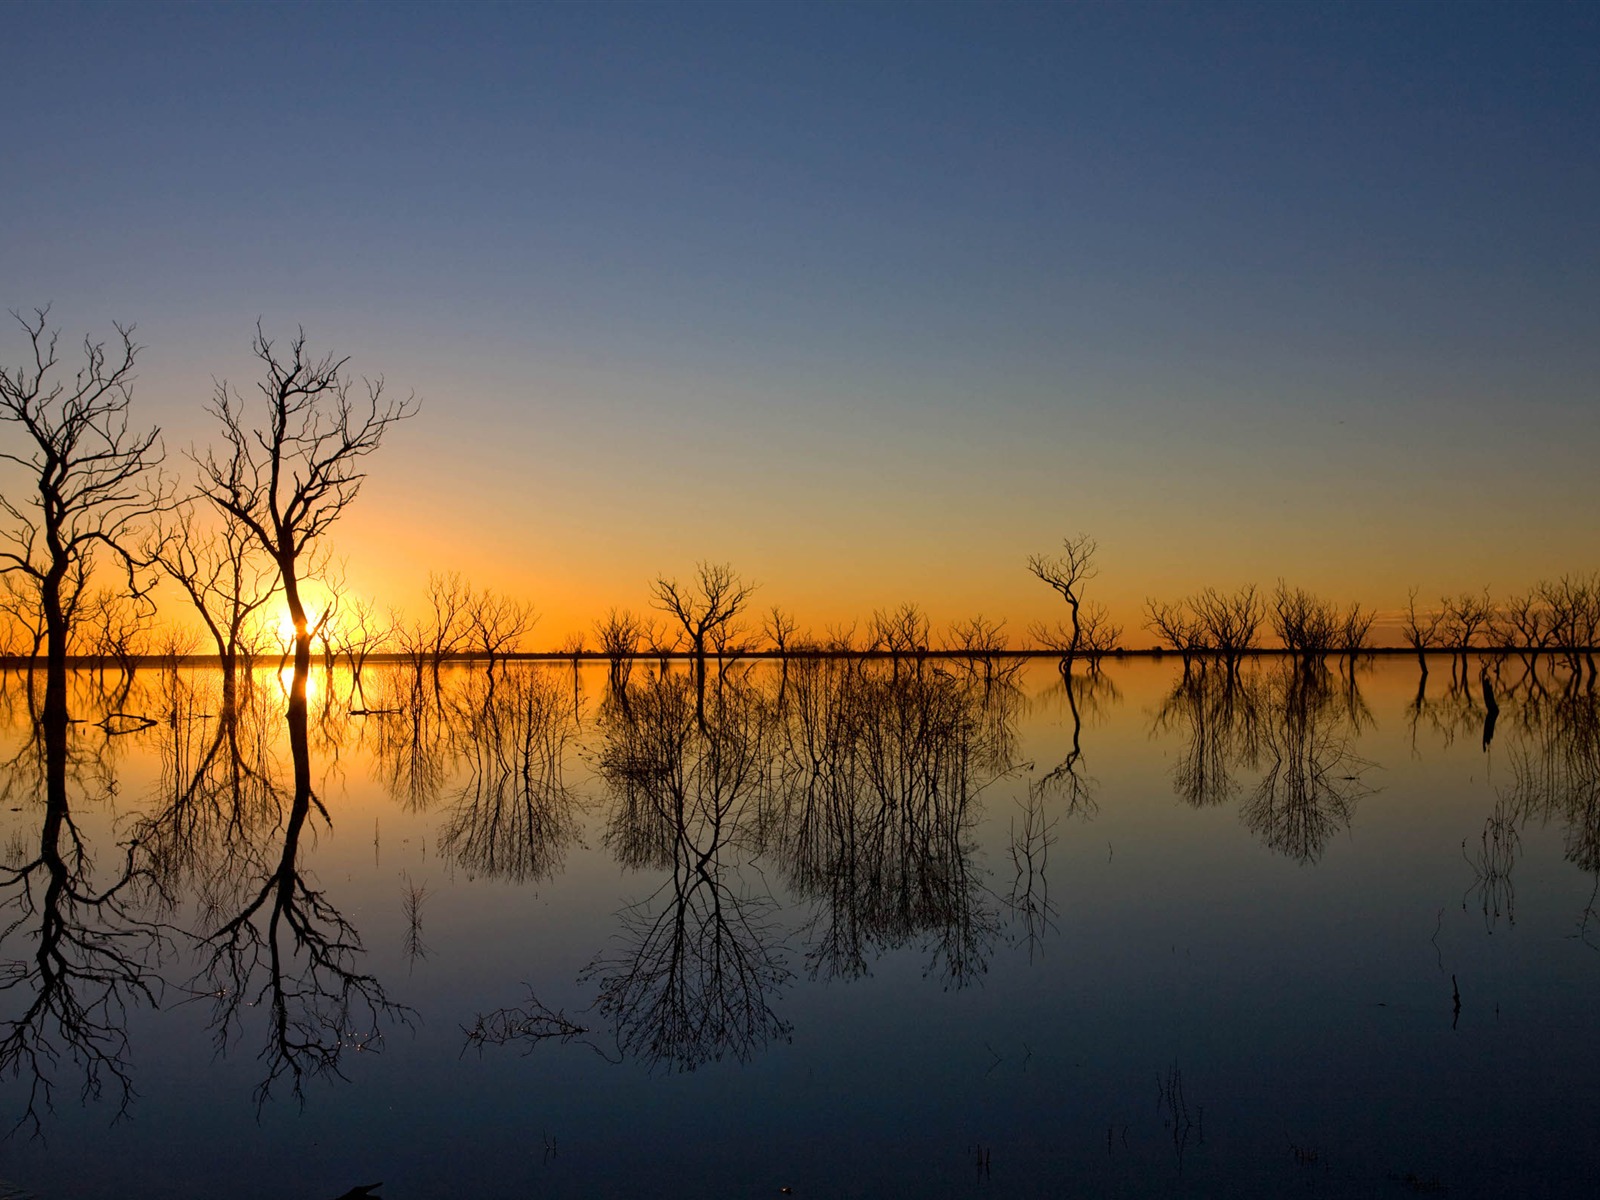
[150,501,279,702]
[334,594,391,704]
[650,562,757,722]
[595,608,645,694]
[1192,584,1262,676]
[1402,587,1445,678]
[419,570,471,679]
[0,309,168,731]
[1145,597,1210,677]
[467,586,537,676]
[197,325,415,799]
[763,605,798,661]
[870,602,930,673]
[1026,533,1098,671]
[1441,589,1494,681]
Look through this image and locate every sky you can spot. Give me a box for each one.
[5,0,1598,645]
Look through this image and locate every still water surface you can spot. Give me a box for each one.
[0,654,1596,1198]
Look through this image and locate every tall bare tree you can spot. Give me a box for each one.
[196,325,415,794]
[1027,533,1099,672]
[0,310,167,729]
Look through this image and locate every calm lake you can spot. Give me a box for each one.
[1,653,1597,1198]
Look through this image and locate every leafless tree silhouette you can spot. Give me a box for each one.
[467,586,537,676]
[439,668,580,884]
[196,324,415,708]
[650,562,757,722]
[0,310,169,733]
[1191,585,1263,676]
[595,608,645,696]
[1026,532,1098,672]
[1402,587,1446,677]
[150,502,279,700]
[1145,597,1210,677]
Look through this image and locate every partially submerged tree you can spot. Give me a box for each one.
[196,325,415,794]
[1402,587,1445,676]
[0,310,167,726]
[1191,584,1262,675]
[198,326,415,677]
[332,594,390,704]
[1440,589,1494,678]
[1026,533,1098,672]
[1144,597,1210,676]
[650,562,757,718]
[763,605,798,661]
[150,501,279,700]
[595,608,645,694]
[467,586,537,676]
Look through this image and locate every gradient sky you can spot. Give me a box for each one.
[7,0,1598,644]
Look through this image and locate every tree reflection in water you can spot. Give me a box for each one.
[0,679,168,1137]
[1243,661,1373,864]
[1152,661,1263,810]
[1500,680,1600,934]
[184,658,412,1109]
[587,670,790,1070]
[772,657,1007,989]
[438,669,581,885]
[1152,659,1374,863]
[469,656,1018,1069]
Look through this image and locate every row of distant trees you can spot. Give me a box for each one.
[2,313,1595,692]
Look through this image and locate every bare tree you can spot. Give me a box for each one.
[0,310,168,729]
[650,562,757,719]
[1441,589,1494,680]
[150,502,279,700]
[1402,587,1445,677]
[196,325,415,696]
[78,587,152,686]
[1145,596,1210,677]
[1191,584,1262,675]
[1026,533,1098,671]
[1271,583,1339,660]
[595,608,645,693]
[467,586,537,675]
[1333,602,1376,661]
[0,571,49,674]
[1539,574,1599,680]
[869,602,930,666]
[334,595,391,708]
[763,605,798,660]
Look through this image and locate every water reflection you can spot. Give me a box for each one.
[0,680,165,1137]
[1243,662,1373,865]
[1152,661,1263,810]
[10,650,1600,1188]
[770,658,1007,989]
[1501,682,1600,874]
[191,657,412,1108]
[588,670,790,1069]
[1151,660,1375,862]
[474,656,1019,1069]
[438,669,580,884]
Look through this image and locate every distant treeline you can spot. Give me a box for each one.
[2,314,1595,691]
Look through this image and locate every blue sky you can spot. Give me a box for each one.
[6,1,1598,639]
